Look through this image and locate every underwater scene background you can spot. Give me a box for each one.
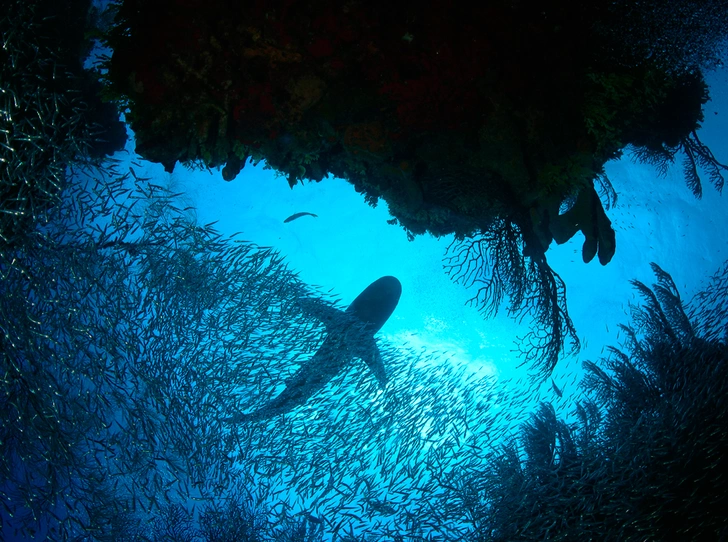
[2,0,728,540]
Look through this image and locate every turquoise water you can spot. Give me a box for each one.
[2,9,728,541]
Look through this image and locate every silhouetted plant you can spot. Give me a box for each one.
[689,260,728,342]
[444,218,578,379]
[478,262,728,540]
[632,130,728,198]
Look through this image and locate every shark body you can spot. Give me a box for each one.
[230,276,402,422]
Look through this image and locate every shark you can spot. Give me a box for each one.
[226,276,402,422]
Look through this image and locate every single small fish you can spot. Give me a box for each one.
[368,499,396,516]
[284,212,318,223]
[551,379,563,398]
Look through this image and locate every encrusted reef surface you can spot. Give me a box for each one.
[104,0,725,244]
[102,0,728,375]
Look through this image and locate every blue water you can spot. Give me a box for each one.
[2,21,727,542]
[163,64,728,390]
[45,62,724,540]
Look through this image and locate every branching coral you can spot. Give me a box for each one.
[631,126,727,199]
[102,0,726,378]
[478,262,728,540]
[679,131,728,197]
[444,218,579,379]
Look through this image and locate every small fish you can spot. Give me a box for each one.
[284,212,318,223]
[551,379,563,398]
[368,499,396,516]
[225,276,402,422]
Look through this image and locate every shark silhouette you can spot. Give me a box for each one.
[227,276,402,422]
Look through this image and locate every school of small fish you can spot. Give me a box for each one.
[1,2,727,539]
[3,151,726,540]
[0,164,535,539]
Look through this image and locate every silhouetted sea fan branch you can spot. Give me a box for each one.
[683,130,727,194]
[630,144,676,177]
[444,220,578,379]
[629,269,682,348]
[593,171,618,210]
[581,360,617,404]
[680,142,703,198]
[522,403,559,475]
[688,260,728,343]
[649,262,695,342]
[443,219,523,318]
[573,399,602,453]
[516,257,578,379]
[480,262,728,540]
[631,131,726,198]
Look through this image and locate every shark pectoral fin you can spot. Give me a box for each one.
[297,297,347,332]
[283,371,299,387]
[357,338,388,389]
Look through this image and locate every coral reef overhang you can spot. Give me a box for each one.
[103,0,722,255]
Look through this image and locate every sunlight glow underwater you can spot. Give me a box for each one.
[2,37,728,542]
